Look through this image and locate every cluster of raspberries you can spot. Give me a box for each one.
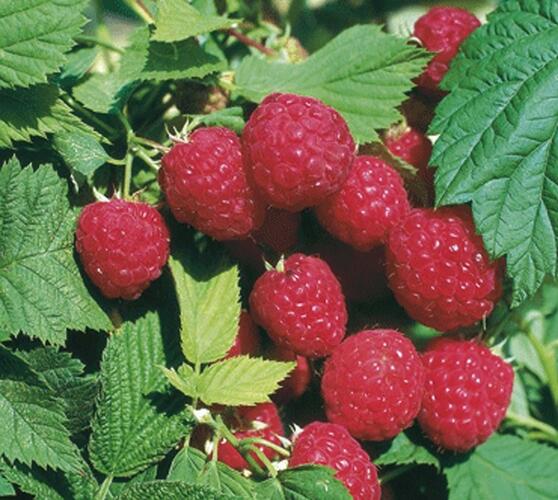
[74,8,511,498]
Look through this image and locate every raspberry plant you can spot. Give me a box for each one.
[1,1,558,499]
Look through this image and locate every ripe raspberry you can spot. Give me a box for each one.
[386,206,503,332]
[321,329,424,440]
[268,345,311,404]
[75,199,169,300]
[315,156,410,251]
[290,422,380,500]
[217,403,284,470]
[160,127,265,240]
[249,254,347,358]
[311,238,389,303]
[418,338,514,452]
[413,7,481,94]
[242,93,355,211]
[226,310,261,358]
[384,125,434,203]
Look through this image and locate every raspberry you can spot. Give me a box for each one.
[75,199,169,300]
[217,403,284,470]
[160,127,265,240]
[315,156,410,251]
[321,329,424,441]
[311,238,389,303]
[290,422,380,500]
[242,93,355,211]
[226,310,261,358]
[268,345,311,404]
[249,254,347,358]
[384,125,434,203]
[418,338,514,452]
[413,7,481,94]
[386,206,503,332]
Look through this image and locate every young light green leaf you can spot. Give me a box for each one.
[161,364,198,399]
[117,481,232,500]
[0,158,111,345]
[197,356,295,406]
[53,131,109,180]
[0,0,88,89]
[0,346,80,472]
[153,0,234,42]
[254,465,351,500]
[430,0,558,305]
[168,447,254,498]
[89,311,195,477]
[0,84,100,148]
[168,250,241,364]
[235,25,429,143]
[374,428,440,469]
[192,107,245,134]
[444,434,558,499]
[0,473,14,497]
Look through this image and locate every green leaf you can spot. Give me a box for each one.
[235,25,429,143]
[73,27,225,114]
[444,434,558,499]
[254,465,352,500]
[197,356,295,406]
[117,481,232,500]
[0,0,88,89]
[52,131,109,180]
[162,364,198,399]
[0,84,100,148]
[168,250,241,364]
[375,429,440,469]
[89,311,195,477]
[0,346,80,472]
[167,447,254,498]
[0,158,111,345]
[192,107,245,134]
[0,473,14,497]
[55,47,99,88]
[153,0,234,42]
[17,347,99,435]
[429,0,558,305]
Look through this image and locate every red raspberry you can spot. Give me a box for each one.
[315,156,410,251]
[159,127,265,240]
[217,403,284,470]
[384,125,434,203]
[75,199,169,300]
[242,93,355,211]
[413,7,480,94]
[268,345,311,404]
[290,422,380,500]
[321,329,424,441]
[386,206,503,332]
[249,254,347,358]
[226,310,261,358]
[418,338,514,452]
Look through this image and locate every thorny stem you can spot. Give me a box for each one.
[506,410,558,444]
[379,464,415,484]
[226,28,275,56]
[94,474,113,500]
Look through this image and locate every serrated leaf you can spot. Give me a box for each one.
[161,364,198,399]
[0,84,100,148]
[197,356,295,406]
[168,447,254,498]
[0,158,111,345]
[109,465,158,498]
[53,131,108,180]
[430,0,558,305]
[0,473,14,497]
[0,0,88,89]
[0,346,80,472]
[153,0,234,42]
[374,429,440,469]
[235,25,429,143]
[55,47,99,88]
[89,311,195,477]
[168,250,241,364]
[254,465,351,500]
[444,434,558,499]
[117,481,232,500]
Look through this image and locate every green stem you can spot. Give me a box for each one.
[506,410,558,443]
[61,94,118,138]
[75,34,123,54]
[244,445,277,478]
[238,437,290,457]
[93,0,115,70]
[123,0,155,23]
[132,146,160,172]
[94,475,113,500]
[192,362,202,409]
[380,464,415,485]
[132,136,169,153]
